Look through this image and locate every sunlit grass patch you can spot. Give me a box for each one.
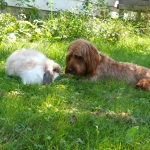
[0,35,150,150]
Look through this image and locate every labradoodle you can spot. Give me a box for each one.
[65,39,150,91]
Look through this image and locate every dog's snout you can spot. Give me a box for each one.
[65,67,74,74]
[67,68,73,73]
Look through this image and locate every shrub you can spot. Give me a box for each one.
[1,0,150,44]
[0,13,52,43]
[46,11,101,40]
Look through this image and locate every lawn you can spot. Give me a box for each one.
[0,35,150,149]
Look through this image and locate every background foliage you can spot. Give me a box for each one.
[0,0,150,44]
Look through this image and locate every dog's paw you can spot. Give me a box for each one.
[136,79,150,91]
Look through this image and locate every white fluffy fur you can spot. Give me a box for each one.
[5,49,61,84]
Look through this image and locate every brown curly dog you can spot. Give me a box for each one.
[65,39,150,91]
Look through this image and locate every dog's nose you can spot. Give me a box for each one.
[67,68,73,73]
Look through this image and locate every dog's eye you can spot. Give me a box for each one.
[74,55,82,59]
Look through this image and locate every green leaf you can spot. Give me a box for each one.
[123,126,139,143]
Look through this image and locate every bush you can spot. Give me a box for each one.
[1,0,150,44]
[46,11,101,40]
[0,13,52,43]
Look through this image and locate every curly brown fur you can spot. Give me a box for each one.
[65,39,150,91]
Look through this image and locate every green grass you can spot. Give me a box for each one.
[0,36,150,150]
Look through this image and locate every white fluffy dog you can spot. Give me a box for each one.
[5,49,61,84]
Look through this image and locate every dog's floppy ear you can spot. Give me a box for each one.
[43,70,52,84]
[85,43,101,76]
[65,46,73,63]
